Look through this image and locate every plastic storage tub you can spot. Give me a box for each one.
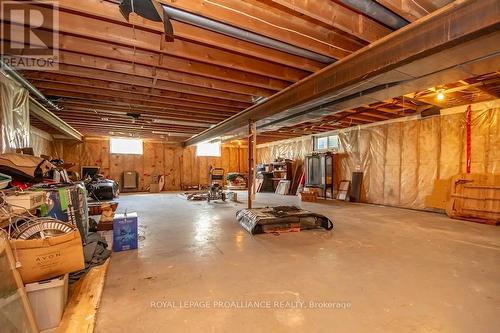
[0,172,11,189]
[25,274,68,331]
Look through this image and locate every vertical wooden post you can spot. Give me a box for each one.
[252,125,257,199]
[248,120,256,209]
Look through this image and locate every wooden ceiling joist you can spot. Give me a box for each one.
[60,106,226,124]
[29,98,82,141]
[24,74,251,109]
[186,0,500,145]
[55,100,229,119]
[56,108,216,126]
[158,0,362,59]
[4,0,490,141]
[262,0,392,43]
[52,51,276,97]
[374,0,452,22]
[40,90,238,117]
[8,7,308,82]
[48,32,293,89]
[22,66,254,103]
[56,0,324,72]
[54,118,202,133]
[5,38,283,96]
[34,82,243,113]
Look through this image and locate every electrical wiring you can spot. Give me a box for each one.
[410,0,430,15]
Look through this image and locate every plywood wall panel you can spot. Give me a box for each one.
[163,147,175,190]
[239,147,245,171]
[143,141,164,189]
[229,147,238,172]
[54,139,247,191]
[199,156,209,186]
[182,146,194,187]
[171,147,184,190]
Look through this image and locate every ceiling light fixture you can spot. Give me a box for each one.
[436,90,445,101]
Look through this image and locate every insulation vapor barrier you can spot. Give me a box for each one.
[257,101,500,210]
[257,136,313,164]
[0,73,30,153]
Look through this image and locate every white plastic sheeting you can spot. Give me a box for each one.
[0,73,30,152]
[30,126,54,157]
[257,100,500,209]
[257,135,313,164]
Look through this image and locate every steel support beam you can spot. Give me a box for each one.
[184,0,500,146]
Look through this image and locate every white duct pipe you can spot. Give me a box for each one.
[0,60,62,111]
[161,5,335,63]
[338,0,408,29]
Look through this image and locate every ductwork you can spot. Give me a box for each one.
[338,0,409,29]
[0,60,62,112]
[161,4,334,63]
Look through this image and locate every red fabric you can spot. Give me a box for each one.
[11,179,55,190]
[299,171,305,185]
[466,105,472,174]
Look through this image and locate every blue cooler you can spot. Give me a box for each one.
[112,212,138,252]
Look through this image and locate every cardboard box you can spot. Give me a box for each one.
[226,191,238,202]
[11,230,84,284]
[5,191,45,212]
[300,191,317,202]
[149,175,165,193]
[112,212,138,252]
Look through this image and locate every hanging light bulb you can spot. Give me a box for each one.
[436,90,445,101]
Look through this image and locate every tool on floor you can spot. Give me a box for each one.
[207,167,226,202]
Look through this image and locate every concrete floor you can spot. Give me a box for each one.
[95,192,500,333]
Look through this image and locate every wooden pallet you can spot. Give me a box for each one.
[445,173,500,225]
[55,259,110,333]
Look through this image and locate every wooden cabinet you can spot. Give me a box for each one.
[304,153,334,198]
